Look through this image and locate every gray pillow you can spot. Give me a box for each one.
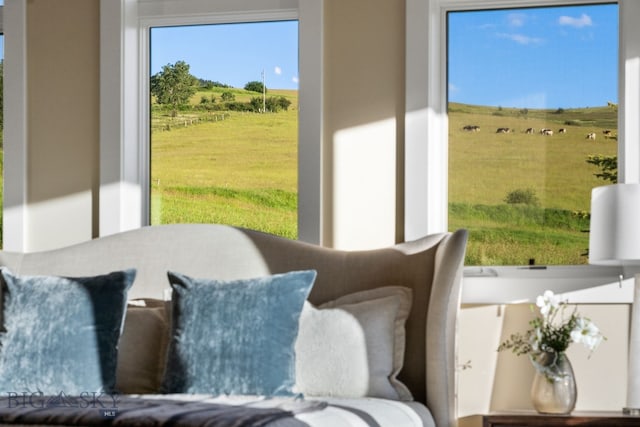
[116,300,170,394]
[162,269,316,396]
[0,268,136,395]
[295,286,413,400]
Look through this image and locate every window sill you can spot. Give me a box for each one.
[462,264,633,304]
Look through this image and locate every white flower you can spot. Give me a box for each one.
[530,327,542,352]
[536,290,561,318]
[571,316,604,351]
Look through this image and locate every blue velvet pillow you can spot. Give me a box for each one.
[162,270,316,396]
[0,268,136,395]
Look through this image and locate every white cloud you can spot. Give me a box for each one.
[496,32,543,45]
[558,13,592,28]
[507,13,526,28]
[477,23,496,31]
[449,83,460,94]
[292,76,299,84]
[274,66,282,75]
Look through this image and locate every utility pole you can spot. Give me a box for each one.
[262,69,266,113]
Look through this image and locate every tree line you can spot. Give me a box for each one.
[150,61,290,117]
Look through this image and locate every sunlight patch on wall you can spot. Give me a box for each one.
[100,181,143,237]
[332,118,396,250]
[27,191,94,252]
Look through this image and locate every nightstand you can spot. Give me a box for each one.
[482,411,640,426]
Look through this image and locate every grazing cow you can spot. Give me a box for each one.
[541,129,553,136]
[586,132,596,140]
[525,128,535,134]
[558,128,567,134]
[463,125,480,132]
[603,129,612,136]
[496,127,510,134]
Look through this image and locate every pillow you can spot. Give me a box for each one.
[116,299,170,394]
[295,286,413,400]
[162,270,316,396]
[0,268,136,395]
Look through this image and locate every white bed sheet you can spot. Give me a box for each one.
[130,394,434,427]
[293,397,435,427]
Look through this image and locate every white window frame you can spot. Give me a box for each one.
[98,0,324,244]
[3,0,27,252]
[405,0,640,300]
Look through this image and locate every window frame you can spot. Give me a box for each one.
[98,0,324,244]
[3,0,27,252]
[405,0,635,240]
[405,0,640,297]
[141,10,299,234]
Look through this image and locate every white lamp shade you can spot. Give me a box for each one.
[589,183,640,265]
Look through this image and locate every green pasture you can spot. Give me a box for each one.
[449,103,617,265]
[151,93,616,265]
[0,148,3,248]
[150,87,298,239]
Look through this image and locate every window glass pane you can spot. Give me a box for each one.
[0,34,4,248]
[447,4,618,266]
[149,21,299,238]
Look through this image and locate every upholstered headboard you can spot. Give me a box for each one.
[0,224,467,427]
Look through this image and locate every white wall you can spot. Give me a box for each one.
[10,0,100,251]
[458,272,632,418]
[459,303,629,416]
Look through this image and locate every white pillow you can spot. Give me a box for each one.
[294,286,413,400]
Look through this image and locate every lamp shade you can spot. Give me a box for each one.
[589,183,640,266]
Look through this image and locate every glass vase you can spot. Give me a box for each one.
[530,351,577,415]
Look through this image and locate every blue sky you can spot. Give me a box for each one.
[448,4,618,109]
[151,20,299,90]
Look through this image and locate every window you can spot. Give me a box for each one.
[405,0,640,271]
[447,4,618,266]
[0,32,4,248]
[0,2,4,248]
[97,0,323,244]
[149,21,299,239]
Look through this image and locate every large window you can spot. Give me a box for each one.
[0,33,4,248]
[93,0,322,245]
[0,1,4,248]
[447,3,618,266]
[149,21,299,238]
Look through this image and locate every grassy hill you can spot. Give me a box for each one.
[448,102,617,265]
[150,87,299,239]
[149,94,616,265]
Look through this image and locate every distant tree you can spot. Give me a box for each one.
[244,81,266,94]
[504,188,539,206]
[250,97,263,112]
[150,61,198,117]
[266,96,292,112]
[586,155,617,183]
[199,79,231,89]
[200,80,214,89]
[554,107,566,114]
[221,91,235,102]
[250,96,292,113]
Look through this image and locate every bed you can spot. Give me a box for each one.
[0,224,467,427]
